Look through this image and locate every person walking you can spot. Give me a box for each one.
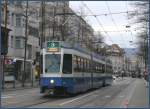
[143,69,148,87]
[121,70,124,80]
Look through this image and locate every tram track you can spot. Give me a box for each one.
[24,84,128,108]
[69,84,128,108]
[60,78,135,108]
[22,99,53,108]
[74,78,135,107]
[3,96,58,108]
[2,78,135,108]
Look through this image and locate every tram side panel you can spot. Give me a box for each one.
[72,55,91,93]
[105,65,113,85]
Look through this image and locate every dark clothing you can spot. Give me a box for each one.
[144,71,148,81]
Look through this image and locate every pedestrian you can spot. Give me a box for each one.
[121,70,124,80]
[143,69,148,87]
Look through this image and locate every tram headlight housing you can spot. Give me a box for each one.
[50,79,54,84]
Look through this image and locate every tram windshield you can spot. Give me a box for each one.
[45,54,61,73]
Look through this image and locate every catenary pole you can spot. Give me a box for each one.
[0,0,2,107]
[23,0,28,87]
[2,0,8,89]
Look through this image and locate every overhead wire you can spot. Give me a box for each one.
[75,10,136,16]
[126,1,134,44]
[105,1,127,48]
[81,1,115,44]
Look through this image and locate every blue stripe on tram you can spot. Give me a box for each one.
[40,76,112,93]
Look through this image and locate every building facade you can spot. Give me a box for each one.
[1,1,40,82]
[1,1,95,84]
[106,44,125,75]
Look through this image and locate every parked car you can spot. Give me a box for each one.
[131,73,136,78]
[112,75,116,80]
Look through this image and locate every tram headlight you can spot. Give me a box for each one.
[50,79,54,84]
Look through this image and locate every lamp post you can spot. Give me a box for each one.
[0,5,2,93]
[22,0,28,87]
[2,0,8,89]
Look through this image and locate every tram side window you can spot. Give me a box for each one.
[92,62,95,72]
[80,58,83,72]
[87,59,90,73]
[84,59,87,72]
[102,64,105,73]
[63,54,72,74]
[106,65,111,74]
[77,56,81,72]
[89,61,92,72]
[83,58,86,72]
[94,62,97,72]
[106,65,108,73]
[96,63,99,73]
[99,63,102,73]
[73,55,78,72]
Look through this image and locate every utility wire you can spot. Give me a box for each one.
[77,11,137,16]
[126,1,134,44]
[105,1,127,48]
[81,1,114,44]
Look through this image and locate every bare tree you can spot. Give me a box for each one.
[128,1,149,68]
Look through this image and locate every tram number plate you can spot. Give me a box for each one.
[47,42,60,52]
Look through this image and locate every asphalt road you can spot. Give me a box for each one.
[1,77,149,108]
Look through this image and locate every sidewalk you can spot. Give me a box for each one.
[107,78,149,108]
[128,78,149,108]
[2,80,40,92]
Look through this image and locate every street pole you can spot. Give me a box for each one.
[148,25,150,82]
[0,1,2,107]
[39,1,45,85]
[52,2,56,40]
[23,0,28,87]
[104,48,106,74]
[2,0,8,89]
[61,2,65,41]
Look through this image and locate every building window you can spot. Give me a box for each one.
[22,38,25,48]
[11,13,14,26]
[16,14,21,27]
[2,8,5,24]
[28,26,39,37]
[27,45,32,59]
[15,37,21,49]
[22,18,25,27]
[11,36,13,48]
[15,1,22,6]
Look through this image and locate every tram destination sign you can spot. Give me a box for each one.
[47,41,60,52]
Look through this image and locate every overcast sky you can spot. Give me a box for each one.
[69,1,138,48]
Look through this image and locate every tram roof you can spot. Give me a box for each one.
[61,42,105,61]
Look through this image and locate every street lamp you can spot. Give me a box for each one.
[22,0,28,87]
[126,25,131,28]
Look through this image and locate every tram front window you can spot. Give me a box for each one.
[45,54,61,73]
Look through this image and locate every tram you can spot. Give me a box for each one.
[40,41,113,95]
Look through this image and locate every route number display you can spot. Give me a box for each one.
[47,41,60,52]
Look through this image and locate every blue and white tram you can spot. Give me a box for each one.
[40,41,113,95]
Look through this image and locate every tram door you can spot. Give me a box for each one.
[90,57,94,88]
[62,54,72,74]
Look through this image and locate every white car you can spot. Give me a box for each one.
[112,75,116,80]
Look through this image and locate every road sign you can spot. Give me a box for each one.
[47,41,60,52]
